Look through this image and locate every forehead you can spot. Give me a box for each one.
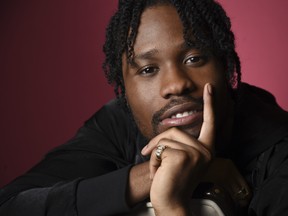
[140,4,182,32]
[133,4,185,53]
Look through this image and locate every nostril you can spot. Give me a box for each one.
[159,68,196,99]
[182,87,194,95]
[161,81,196,99]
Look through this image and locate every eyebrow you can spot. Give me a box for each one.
[129,41,199,67]
[128,49,159,68]
[133,49,159,61]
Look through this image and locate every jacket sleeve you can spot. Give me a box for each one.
[0,100,138,216]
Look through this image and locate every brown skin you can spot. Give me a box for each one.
[124,4,234,215]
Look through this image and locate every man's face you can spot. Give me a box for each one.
[122,4,230,140]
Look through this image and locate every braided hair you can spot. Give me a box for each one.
[102,0,241,104]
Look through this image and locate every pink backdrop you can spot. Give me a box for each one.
[0,0,287,187]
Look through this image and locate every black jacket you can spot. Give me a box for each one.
[1,83,288,215]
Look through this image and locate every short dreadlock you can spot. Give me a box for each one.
[102,0,241,104]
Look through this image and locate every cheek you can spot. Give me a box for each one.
[197,61,227,94]
[125,80,159,137]
[197,66,225,87]
[205,66,231,126]
[194,62,229,115]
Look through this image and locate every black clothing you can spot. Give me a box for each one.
[0,83,288,215]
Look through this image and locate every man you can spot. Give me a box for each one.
[1,0,288,215]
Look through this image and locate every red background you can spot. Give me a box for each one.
[1,0,287,187]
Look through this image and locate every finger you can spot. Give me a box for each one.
[149,139,183,180]
[198,83,215,151]
[149,138,208,179]
[149,156,160,180]
[141,127,198,155]
[149,144,172,180]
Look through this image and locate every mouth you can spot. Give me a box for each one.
[170,110,201,119]
[159,102,203,128]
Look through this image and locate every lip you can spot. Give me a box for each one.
[159,102,203,128]
[159,102,203,121]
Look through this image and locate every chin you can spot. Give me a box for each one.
[177,124,202,138]
[149,122,203,140]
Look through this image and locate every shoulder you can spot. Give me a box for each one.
[83,99,137,143]
[48,99,138,163]
[79,98,133,138]
[232,83,288,164]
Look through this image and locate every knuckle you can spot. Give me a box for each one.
[192,149,212,165]
[185,151,202,165]
[173,151,190,166]
[204,150,213,163]
[157,138,169,147]
[201,146,213,162]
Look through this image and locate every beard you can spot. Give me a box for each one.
[151,95,203,137]
[129,95,203,140]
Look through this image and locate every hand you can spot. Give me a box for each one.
[141,83,215,215]
[203,158,251,207]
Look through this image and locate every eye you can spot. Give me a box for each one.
[184,56,202,65]
[138,66,159,76]
[183,52,209,67]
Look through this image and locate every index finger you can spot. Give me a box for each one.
[141,127,197,155]
[198,83,215,151]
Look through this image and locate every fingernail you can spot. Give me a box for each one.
[207,84,213,95]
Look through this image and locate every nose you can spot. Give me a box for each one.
[160,65,195,99]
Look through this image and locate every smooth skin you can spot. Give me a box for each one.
[123,4,233,216]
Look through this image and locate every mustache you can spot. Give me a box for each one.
[151,95,203,128]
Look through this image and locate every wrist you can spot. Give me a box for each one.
[152,199,193,216]
[153,205,192,216]
[127,162,151,206]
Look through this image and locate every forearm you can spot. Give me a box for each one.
[0,179,80,216]
[0,165,142,216]
[127,161,151,206]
